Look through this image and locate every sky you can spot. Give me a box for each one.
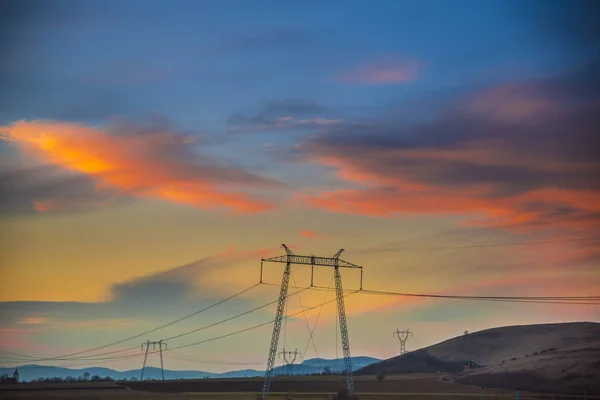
[0,0,599,373]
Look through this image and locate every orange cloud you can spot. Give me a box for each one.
[17,317,50,325]
[302,184,600,231]
[298,67,600,233]
[300,230,326,239]
[339,55,424,85]
[1,120,277,213]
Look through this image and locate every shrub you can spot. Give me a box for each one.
[376,373,386,382]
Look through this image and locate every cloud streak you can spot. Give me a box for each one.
[228,99,340,133]
[299,230,326,239]
[0,119,279,213]
[339,55,424,85]
[299,63,600,232]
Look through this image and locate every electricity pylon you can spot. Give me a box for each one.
[261,244,363,399]
[393,329,413,355]
[278,348,302,376]
[140,340,167,381]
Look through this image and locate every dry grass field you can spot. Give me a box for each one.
[2,374,599,400]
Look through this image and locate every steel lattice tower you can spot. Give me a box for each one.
[140,340,167,381]
[278,348,302,376]
[393,329,413,355]
[261,244,362,399]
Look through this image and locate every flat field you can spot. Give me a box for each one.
[1,375,598,400]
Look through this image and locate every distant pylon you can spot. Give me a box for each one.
[278,348,302,376]
[140,339,167,381]
[393,329,413,355]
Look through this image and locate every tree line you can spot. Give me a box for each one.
[1,371,142,384]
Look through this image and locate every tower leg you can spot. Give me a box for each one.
[140,341,150,381]
[334,266,354,395]
[262,262,291,399]
[159,342,165,380]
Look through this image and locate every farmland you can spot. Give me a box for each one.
[2,374,599,400]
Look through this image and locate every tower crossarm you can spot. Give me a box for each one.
[262,254,362,269]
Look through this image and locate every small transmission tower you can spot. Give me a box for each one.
[140,340,167,381]
[260,244,362,399]
[278,348,302,376]
[393,329,413,355]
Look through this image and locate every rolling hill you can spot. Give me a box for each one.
[0,356,379,382]
[357,321,600,393]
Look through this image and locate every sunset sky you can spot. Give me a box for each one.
[1,0,599,373]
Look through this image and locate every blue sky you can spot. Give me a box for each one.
[0,0,599,372]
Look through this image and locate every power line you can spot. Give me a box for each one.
[54,352,151,369]
[348,237,600,253]
[168,290,359,351]
[301,274,335,366]
[20,285,309,362]
[358,288,600,302]
[2,284,302,364]
[0,351,144,363]
[167,350,264,365]
[0,346,142,362]
[262,282,600,303]
[0,351,153,369]
[0,284,259,362]
[162,287,308,342]
[290,271,321,361]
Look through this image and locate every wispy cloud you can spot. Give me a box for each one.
[229,116,341,133]
[298,63,600,233]
[1,119,279,214]
[338,55,424,85]
[299,230,326,239]
[228,99,340,133]
[17,317,50,325]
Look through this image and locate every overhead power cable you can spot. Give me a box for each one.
[0,284,259,362]
[0,284,305,363]
[167,350,264,365]
[0,350,156,369]
[162,287,308,342]
[301,272,335,364]
[290,271,321,361]
[261,281,600,303]
[348,237,600,253]
[54,352,151,369]
[0,351,144,363]
[358,288,600,302]
[168,289,359,351]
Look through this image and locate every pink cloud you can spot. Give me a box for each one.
[339,55,424,85]
[299,230,326,239]
[461,84,559,122]
[17,317,50,325]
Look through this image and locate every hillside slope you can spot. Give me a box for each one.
[455,340,600,393]
[357,322,600,393]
